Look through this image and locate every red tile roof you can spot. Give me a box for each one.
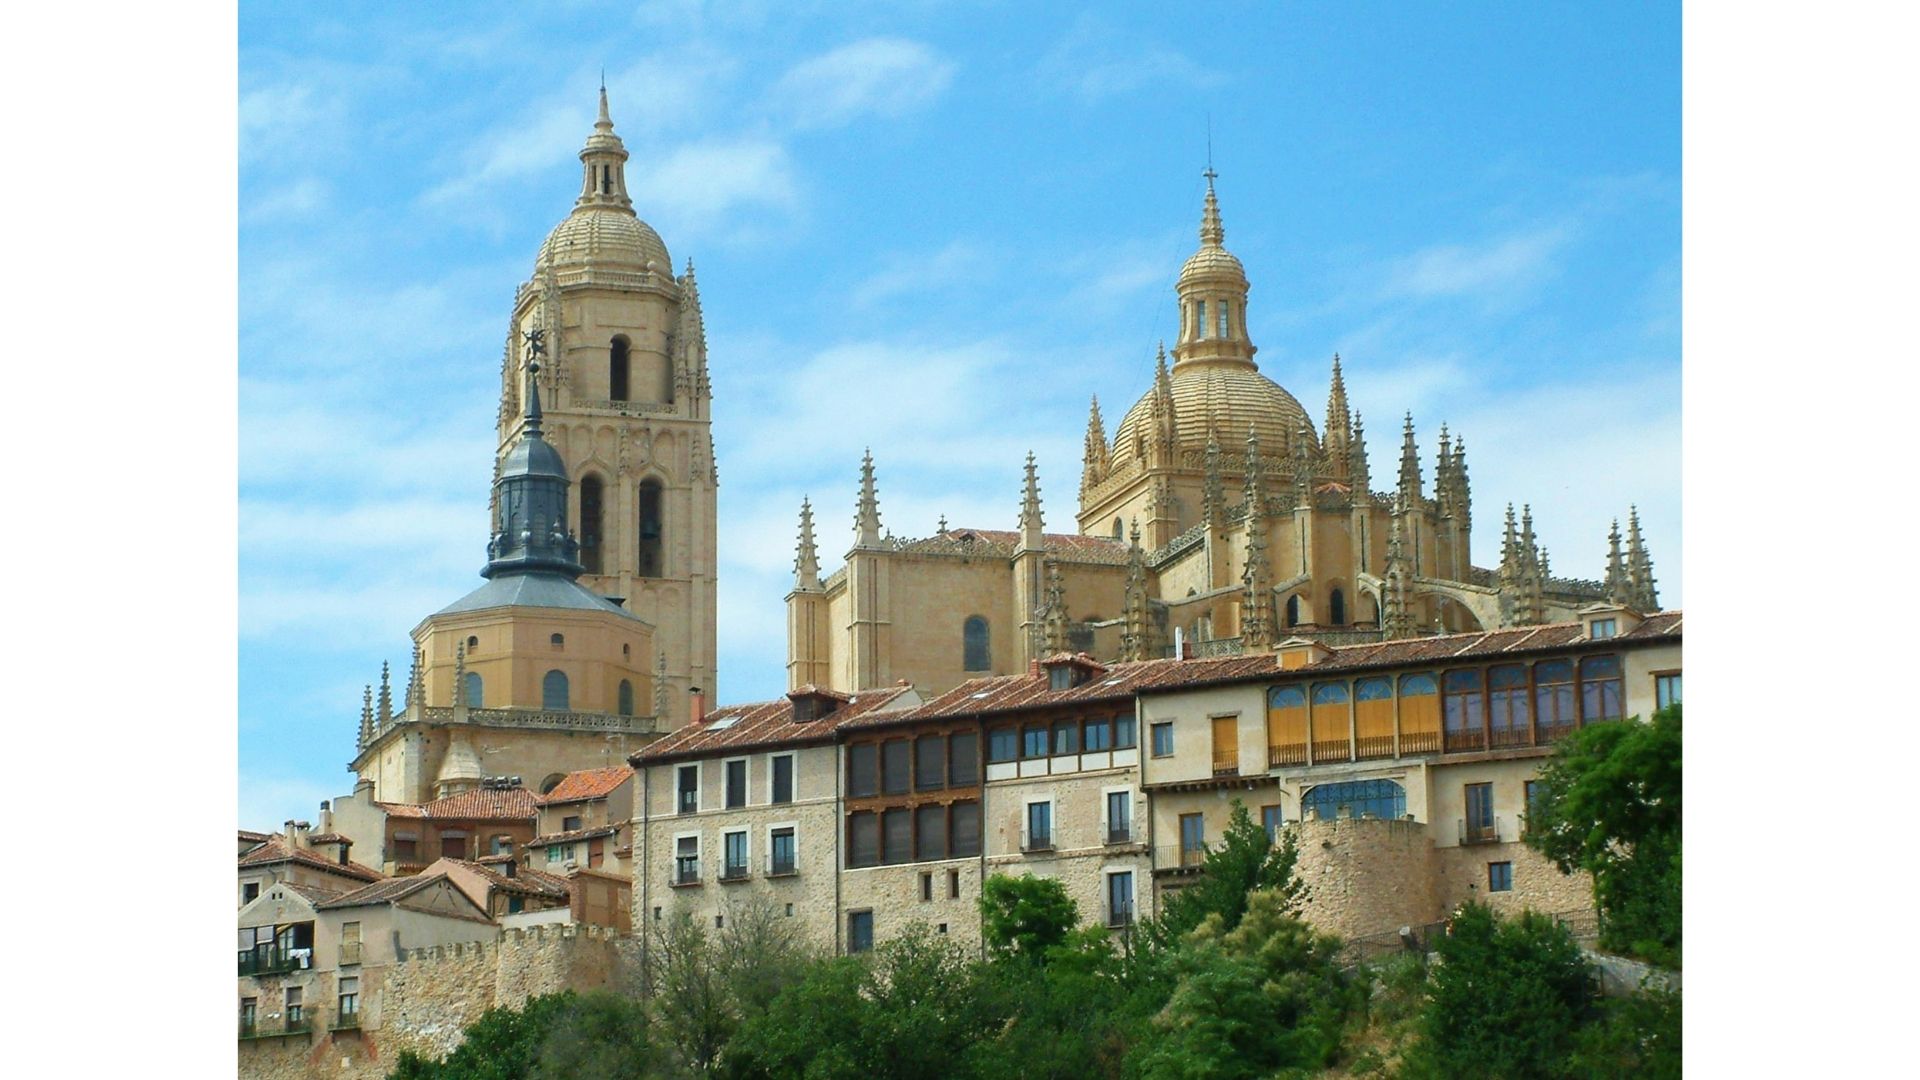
[379,786,540,821]
[440,858,572,900]
[238,837,385,883]
[527,825,620,847]
[632,684,919,764]
[538,767,632,805]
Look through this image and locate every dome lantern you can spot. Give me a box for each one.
[1173,169,1257,371]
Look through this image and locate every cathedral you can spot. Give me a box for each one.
[786,176,1660,696]
[344,91,1660,798]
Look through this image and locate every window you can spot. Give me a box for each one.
[988,727,1018,763]
[882,808,911,864]
[1025,802,1053,850]
[949,868,961,898]
[1354,677,1393,759]
[772,754,794,804]
[1217,300,1230,338]
[963,616,991,671]
[1534,660,1577,742]
[1590,618,1617,640]
[1399,673,1442,753]
[242,882,260,904]
[1113,517,1123,539]
[677,765,699,814]
[916,735,946,792]
[550,633,565,648]
[723,831,748,879]
[1303,779,1406,822]
[1151,721,1174,757]
[1178,813,1205,866]
[1049,666,1073,691]
[725,759,748,808]
[1084,717,1112,752]
[848,911,874,953]
[1523,780,1546,835]
[1262,804,1284,842]
[1114,712,1137,749]
[240,997,257,1034]
[1023,726,1049,759]
[1442,669,1485,751]
[1052,721,1079,756]
[542,669,570,710]
[1106,791,1132,843]
[1311,683,1351,764]
[562,815,582,832]
[674,836,699,884]
[392,835,419,862]
[338,975,359,1020]
[1329,587,1346,625]
[916,804,947,860]
[285,986,304,1025]
[847,743,878,798]
[1285,594,1300,627]
[546,843,575,863]
[618,679,634,716]
[1211,715,1239,774]
[948,732,978,785]
[1488,861,1513,892]
[1192,299,1204,338]
[637,479,664,578]
[339,921,361,966]
[1107,871,1136,926]
[920,872,933,901]
[1580,655,1625,722]
[580,474,605,574]
[849,812,879,868]
[463,671,484,708]
[770,827,796,875]
[1488,664,1531,748]
[1267,685,1308,767]
[508,896,524,913]
[1464,782,1495,843]
[609,337,631,401]
[490,834,511,855]
[466,635,479,651]
[1655,672,1682,711]
[882,740,910,795]
[951,801,981,857]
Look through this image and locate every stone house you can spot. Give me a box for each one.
[330,780,539,875]
[237,823,384,909]
[527,765,636,879]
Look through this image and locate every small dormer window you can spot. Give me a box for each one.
[1590,618,1617,640]
[1049,667,1073,692]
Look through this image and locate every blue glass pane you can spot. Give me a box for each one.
[1443,669,1483,691]
[1302,779,1406,821]
[1535,660,1574,684]
[1269,686,1307,708]
[1312,682,1349,705]
[1354,677,1391,702]
[1489,664,1527,689]
[542,670,569,710]
[1400,673,1438,696]
[1581,654,1622,678]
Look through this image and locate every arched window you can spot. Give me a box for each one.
[963,616,991,672]
[1284,594,1301,627]
[1310,682,1351,764]
[550,633,565,648]
[1580,655,1624,723]
[618,679,634,717]
[1488,664,1531,748]
[1353,677,1393,759]
[463,672,484,708]
[1534,660,1576,742]
[542,670,569,711]
[579,475,605,574]
[539,773,566,795]
[1443,669,1486,752]
[466,635,479,651]
[1302,779,1406,822]
[638,479,664,578]
[1265,685,1308,767]
[1113,517,1123,540]
[609,337,631,401]
[1398,673,1441,753]
[1328,587,1346,626]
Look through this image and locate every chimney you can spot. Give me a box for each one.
[504,859,517,879]
[690,687,706,724]
[1180,639,1193,660]
[1029,658,1041,677]
[318,802,334,834]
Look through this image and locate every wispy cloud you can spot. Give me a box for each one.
[1039,15,1225,102]
[1382,223,1574,300]
[850,240,994,307]
[243,176,330,223]
[631,138,800,235]
[769,37,956,130]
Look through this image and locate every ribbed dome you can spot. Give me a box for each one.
[1178,244,1246,286]
[1111,363,1318,469]
[537,207,671,274]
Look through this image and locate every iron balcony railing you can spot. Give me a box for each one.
[719,863,751,883]
[767,854,798,877]
[285,1013,311,1034]
[672,861,702,886]
[1106,825,1133,845]
[1151,844,1209,872]
[1021,833,1054,853]
[238,945,307,976]
[331,1009,360,1030]
[1107,904,1136,929]
[1458,816,1504,845]
[238,1019,258,1039]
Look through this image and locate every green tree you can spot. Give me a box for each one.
[1400,904,1596,1080]
[531,990,654,1080]
[386,992,580,1080]
[1525,704,1681,965]
[1567,984,1682,1080]
[649,913,735,1074]
[979,873,1080,961]
[1151,800,1308,947]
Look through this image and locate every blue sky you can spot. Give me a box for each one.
[238,1,1680,828]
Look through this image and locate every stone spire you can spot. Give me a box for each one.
[453,642,468,708]
[653,651,670,719]
[676,258,711,404]
[1324,354,1352,473]
[1200,169,1226,248]
[1242,425,1265,517]
[1202,422,1226,526]
[377,661,392,726]
[1041,560,1071,654]
[1381,499,1415,640]
[1350,412,1370,495]
[484,349,585,580]
[1018,451,1045,550]
[1081,396,1109,495]
[1450,435,1470,526]
[1121,519,1155,661]
[407,645,424,711]
[575,84,633,212]
[853,450,883,548]
[793,497,821,590]
[1397,412,1422,501]
[1148,343,1179,465]
[358,685,374,748]
[1625,506,1659,611]
[1291,417,1316,508]
[1240,425,1274,648]
[1604,519,1629,605]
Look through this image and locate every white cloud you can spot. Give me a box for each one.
[1383,224,1574,300]
[630,138,799,232]
[850,240,994,307]
[769,37,956,130]
[243,176,330,223]
[1039,16,1225,103]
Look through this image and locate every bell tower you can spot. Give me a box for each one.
[497,87,718,723]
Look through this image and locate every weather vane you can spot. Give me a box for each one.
[522,326,547,362]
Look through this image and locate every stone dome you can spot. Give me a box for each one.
[1177,244,1246,287]
[1111,362,1318,469]
[536,207,672,274]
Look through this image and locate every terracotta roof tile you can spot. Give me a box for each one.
[277,880,347,904]
[537,767,633,805]
[527,825,620,847]
[238,837,385,883]
[239,829,273,843]
[304,833,352,845]
[319,875,445,909]
[632,684,920,764]
[380,787,540,822]
[442,858,572,899]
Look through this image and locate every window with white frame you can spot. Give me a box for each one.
[769,826,796,875]
[677,764,699,814]
[1024,800,1053,851]
[674,836,700,884]
[1105,790,1132,843]
[725,758,748,808]
[1107,870,1135,926]
[771,754,795,804]
[722,830,748,879]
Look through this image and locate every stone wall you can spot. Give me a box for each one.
[1290,816,1439,940]
[1431,838,1592,920]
